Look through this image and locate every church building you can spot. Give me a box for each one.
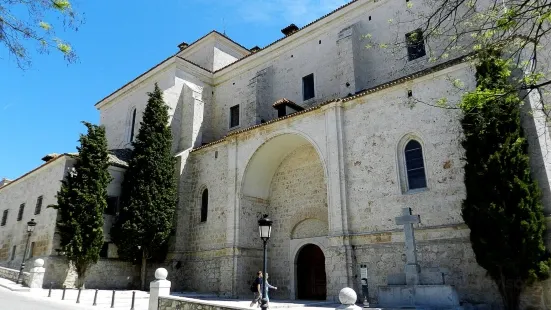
[2,0,551,308]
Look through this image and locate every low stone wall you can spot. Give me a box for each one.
[158,296,246,310]
[0,265,29,285]
[44,256,140,289]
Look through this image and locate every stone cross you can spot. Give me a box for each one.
[395,207,421,285]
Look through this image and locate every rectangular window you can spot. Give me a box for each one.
[230,105,240,128]
[100,242,109,258]
[34,196,43,215]
[17,203,25,221]
[302,74,315,101]
[1,210,8,226]
[406,29,426,61]
[105,196,119,215]
[11,246,16,261]
[30,242,35,258]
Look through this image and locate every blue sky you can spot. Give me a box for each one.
[0,0,348,180]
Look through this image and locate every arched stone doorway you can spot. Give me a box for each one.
[296,244,327,300]
[239,132,329,299]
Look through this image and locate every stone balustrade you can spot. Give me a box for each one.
[0,265,29,285]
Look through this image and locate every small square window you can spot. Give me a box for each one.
[406,29,426,61]
[302,74,315,101]
[230,105,240,128]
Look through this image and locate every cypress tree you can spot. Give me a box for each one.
[111,83,177,290]
[50,122,111,288]
[460,50,551,309]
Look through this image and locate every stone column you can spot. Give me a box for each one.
[149,268,171,310]
[28,259,45,291]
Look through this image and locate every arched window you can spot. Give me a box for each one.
[404,140,427,190]
[129,108,137,142]
[201,189,208,222]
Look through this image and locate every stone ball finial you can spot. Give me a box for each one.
[34,258,45,268]
[155,268,168,280]
[339,287,357,305]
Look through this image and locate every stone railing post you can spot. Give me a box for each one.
[336,287,361,310]
[28,259,46,291]
[149,268,171,310]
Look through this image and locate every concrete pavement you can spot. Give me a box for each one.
[0,286,149,310]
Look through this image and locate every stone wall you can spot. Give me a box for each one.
[0,265,29,285]
[158,296,245,310]
[267,144,328,299]
[43,256,139,289]
[0,156,71,268]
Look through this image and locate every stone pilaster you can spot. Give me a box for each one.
[336,25,357,97]
[323,101,355,296]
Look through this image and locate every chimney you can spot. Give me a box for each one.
[281,24,299,36]
[0,178,12,188]
[177,42,189,51]
[250,46,261,53]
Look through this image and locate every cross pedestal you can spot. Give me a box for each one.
[395,207,421,286]
[377,207,460,308]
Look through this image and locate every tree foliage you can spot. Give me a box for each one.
[0,0,82,69]
[50,122,111,288]
[362,0,551,119]
[460,50,551,309]
[111,83,177,290]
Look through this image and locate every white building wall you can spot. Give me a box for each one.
[0,157,70,268]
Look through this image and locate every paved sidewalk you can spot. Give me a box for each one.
[0,278,30,292]
[30,287,150,309]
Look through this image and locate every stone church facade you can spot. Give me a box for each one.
[2,0,551,307]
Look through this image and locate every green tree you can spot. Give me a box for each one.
[0,0,81,69]
[111,83,177,290]
[50,122,111,288]
[460,50,551,309]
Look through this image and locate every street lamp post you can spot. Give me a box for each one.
[17,218,37,284]
[258,214,273,310]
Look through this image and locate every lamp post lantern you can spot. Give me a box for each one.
[17,218,37,284]
[258,214,272,310]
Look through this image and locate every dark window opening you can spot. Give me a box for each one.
[130,108,137,142]
[302,74,315,101]
[405,140,427,190]
[100,242,109,258]
[34,196,43,215]
[17,203,25,221]
[215,151,218,159]
[105,196,119,215]
[407,90,413,97]
[277,106,286,118]
[406,29,426,61]
[1,209,8,226]
[11,246,16,261]
[30,242,35,258]
[369,16,372,21]
[201,189,208,223]
[230,105,240,128]
[319,40,322,44]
